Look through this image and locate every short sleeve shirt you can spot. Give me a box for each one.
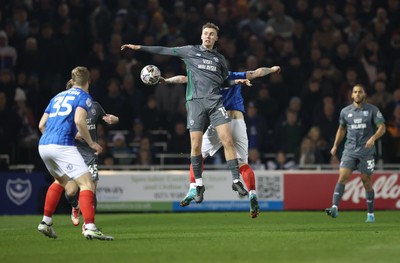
[339,103,385,155]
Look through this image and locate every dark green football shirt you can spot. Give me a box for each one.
[76,101,106,164]
[140,45,229,100]
[339,103,385,155]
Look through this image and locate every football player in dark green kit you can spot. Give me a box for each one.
[121,22,248,202]
[326,84,386,223]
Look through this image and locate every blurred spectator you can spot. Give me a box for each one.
[291,20,308,56]
[248,148,266,170]
[128,118,146,144]
[343,19,366,51]
[325,1,345,28]
[14,88,38,149]
[307,126,329,163]
[305,4,324,35]
[383,104,400,162]
[267,150,297,170]
[332,43,357,75]
[254,85,279,127]
[0,68,16,104]
[238,5,267,39]
[292,0,311,22]
[0,30,17,71]
[100,78,127,130]
[154,69,185,121]
[383,88,400,120]
[0,90,22,157]
[166,120,190,164]
[356,39,381,90]
[337,68,360,107]
[88,0,111,42]
[312,15,341,52]
[368,79,393,112]
[245,101,268,153]
[274,108,304,154]
[266,2,295,38]
[111,131,132,165]
[121,73,142,117]
[17,37,40,76]
[314,100,338,145]
[12,7,29,39]
[294,136,325,167]
[140,95,168,131]
[301,79,323,118]
[387,0,400,28]
[134,136,156,165]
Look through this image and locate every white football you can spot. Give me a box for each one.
[140,65,161,85]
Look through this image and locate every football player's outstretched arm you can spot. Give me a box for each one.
[246,66,281,80]
[160,75,188,84]
[161,75,251,87]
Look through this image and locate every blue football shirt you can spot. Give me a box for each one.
[39,87,93,146]
[220,71,246,113]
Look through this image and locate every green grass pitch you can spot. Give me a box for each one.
[1,211,399,263]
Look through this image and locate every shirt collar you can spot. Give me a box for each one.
[351,102,366,111]
[199,45,217,53]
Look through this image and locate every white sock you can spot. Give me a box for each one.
[233,179,239,183]
[195,178,203,186]
[85,223,96,230]
[368,213,374,216]
[42,216,52,225]
[189,183,196,189]
[249,190,257,196]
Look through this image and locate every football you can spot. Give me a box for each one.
[140,65,161,85]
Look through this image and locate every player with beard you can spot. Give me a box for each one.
[325,84,385,222]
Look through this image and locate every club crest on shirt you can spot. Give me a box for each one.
[213,57,219,62]
[348,113,353,117]
[91,108,97,115]
[86,98,92,108]
[363,111,369,116]
[66,163,73,171]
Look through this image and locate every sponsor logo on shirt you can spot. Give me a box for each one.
[350,118,366,129]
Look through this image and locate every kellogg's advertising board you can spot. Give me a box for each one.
[284,172,400,210]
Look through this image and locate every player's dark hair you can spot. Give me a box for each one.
[353,84,366,92]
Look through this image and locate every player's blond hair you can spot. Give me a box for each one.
[71,66,90,87]
[202,22,219,33]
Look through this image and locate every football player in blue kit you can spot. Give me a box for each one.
[62,80,119,227]
[37,66,113,240]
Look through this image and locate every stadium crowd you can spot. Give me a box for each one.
[0,0,400,170]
